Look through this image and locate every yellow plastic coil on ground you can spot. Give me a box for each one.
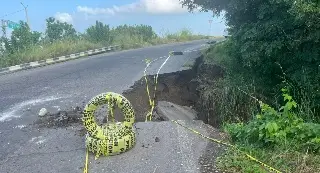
[82,92,136,157]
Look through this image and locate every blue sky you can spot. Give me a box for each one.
[0,0,226,36]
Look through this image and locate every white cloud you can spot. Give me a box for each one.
[54,12,73,24]
[77,6,116,15]
[77,0,188,16]
[142,0,187,14]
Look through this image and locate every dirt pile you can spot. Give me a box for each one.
[34,106,83,128]
[193,56,225,127]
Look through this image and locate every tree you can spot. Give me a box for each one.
[86,21,111,43]
[180,0,320,116]
[110,24,157,42]
[0,21,42,54]
[0,24,11,54]
[45,17,76,42]
[180,0,229,14]
[10,21,41,52]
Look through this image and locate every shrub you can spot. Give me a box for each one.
[226,88,320,153]
[182,0,320,120]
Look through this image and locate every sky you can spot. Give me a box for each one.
[0,0,227,36]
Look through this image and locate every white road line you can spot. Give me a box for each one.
[46,58,54,64]
[0,96,64,122]
[9,65,21,71]
[70,54,76,59]
[30,136,46,145]
[30,61,40,67]
[87,50,93,55]
[13,125,26,129]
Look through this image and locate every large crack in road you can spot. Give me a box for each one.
[0,40,228,173]
[32,67,200,132]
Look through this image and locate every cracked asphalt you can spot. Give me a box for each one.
[0,40,223,173]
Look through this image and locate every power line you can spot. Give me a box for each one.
[1,8,25,38]
[208,20,213,36]
[0,8,25,19]
[212,20,224,24]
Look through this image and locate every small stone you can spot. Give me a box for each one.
[155,137,160,142]
[74,106,82,112]
[59,111,67,117]
[38,108,48,117]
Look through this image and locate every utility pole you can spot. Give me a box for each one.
[1,20,6,37]
[208,20,213,37]
[20,2,30,29]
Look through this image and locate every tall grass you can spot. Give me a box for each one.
[202,40,318,125]
[163,28,208,42]
[112,34,151,50]
[203,39,320,173]
[197,41,263,126]
[0,29,207,68]
[0,39,103,68]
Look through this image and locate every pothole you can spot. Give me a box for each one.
[31,54,227,172]
[122,69,200,122]
[33,69,200,130]
[33,56,208,132]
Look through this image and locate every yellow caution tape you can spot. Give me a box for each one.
[143,54,172,121]
[83,148,89,173]
[171,120,283,173]
[82,92,136,173]
[143,70,155,122]
[141,51,282,173]
[78,50,283,173]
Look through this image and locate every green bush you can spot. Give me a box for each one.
[110,24,157,42]
[216,144,320,173]
[197,74,259,126]
[0,15,206,68]
[112,33,148,50]
[86,21,111,44]
[226,88,320,153]
[164,28,206,42]
[181,0,320,120]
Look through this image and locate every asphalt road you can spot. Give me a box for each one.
[0,40,207,119]
[0,40,211,172]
